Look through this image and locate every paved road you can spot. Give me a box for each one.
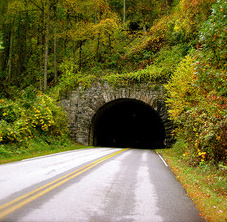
[0,148,205,222]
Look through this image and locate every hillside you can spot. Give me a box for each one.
[0,0,226,166]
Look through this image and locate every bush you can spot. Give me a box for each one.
[0,145,13,157]
[197,0,227,95]
[0,89,69,147]
[165,55,198,120]
[165,54,227,164]
[171,0,216,41]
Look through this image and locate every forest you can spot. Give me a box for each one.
[0,0,226,165]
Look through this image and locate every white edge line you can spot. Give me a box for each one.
[21,149,90,162]
[156,151,168,167]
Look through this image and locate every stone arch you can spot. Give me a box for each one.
[60,82,173,148]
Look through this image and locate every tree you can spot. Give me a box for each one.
[136,0,154,32]
[123,0,126,30]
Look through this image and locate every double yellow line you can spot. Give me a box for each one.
[0,148,129,221]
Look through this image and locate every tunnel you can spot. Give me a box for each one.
[90,99,166,149]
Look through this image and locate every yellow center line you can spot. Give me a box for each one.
[0,149,123,210]
[0,148,129,220]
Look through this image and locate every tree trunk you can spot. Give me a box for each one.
[165,0,169,15]
[24,0,28,64]
[142,14,146,33]
[38,10,45,92]
[7,29,13,84]
[123,0,126,30]
[44,9,50,92]
[53,4,57,85]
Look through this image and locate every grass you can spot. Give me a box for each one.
[157,148,227,222]
[0,141,90,165]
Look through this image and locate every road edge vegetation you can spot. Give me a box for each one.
[0,142,90,165]
[157,144,227,222]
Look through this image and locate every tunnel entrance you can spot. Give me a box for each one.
[90,99,166,149]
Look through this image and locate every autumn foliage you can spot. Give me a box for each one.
[0,88,69,156]
[0,0,226,165]
[165,0,227,164]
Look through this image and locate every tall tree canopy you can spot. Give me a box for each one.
[0,0,175,95]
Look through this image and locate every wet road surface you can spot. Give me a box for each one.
[0,148,205,222]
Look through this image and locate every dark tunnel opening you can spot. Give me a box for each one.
[91,99,166,149]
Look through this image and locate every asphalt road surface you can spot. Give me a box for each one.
[0,148,206,222]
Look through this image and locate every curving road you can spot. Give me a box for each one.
[0,148,205,222]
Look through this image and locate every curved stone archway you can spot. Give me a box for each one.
[60,82,173,148]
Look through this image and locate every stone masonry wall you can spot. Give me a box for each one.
[60,81,174,147]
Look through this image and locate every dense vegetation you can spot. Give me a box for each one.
[0,0,226,166]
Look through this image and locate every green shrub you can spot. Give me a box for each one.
[0,145,13,157]
[197,0,227,95]
[0,90,69,149]
[165,53,227,164]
